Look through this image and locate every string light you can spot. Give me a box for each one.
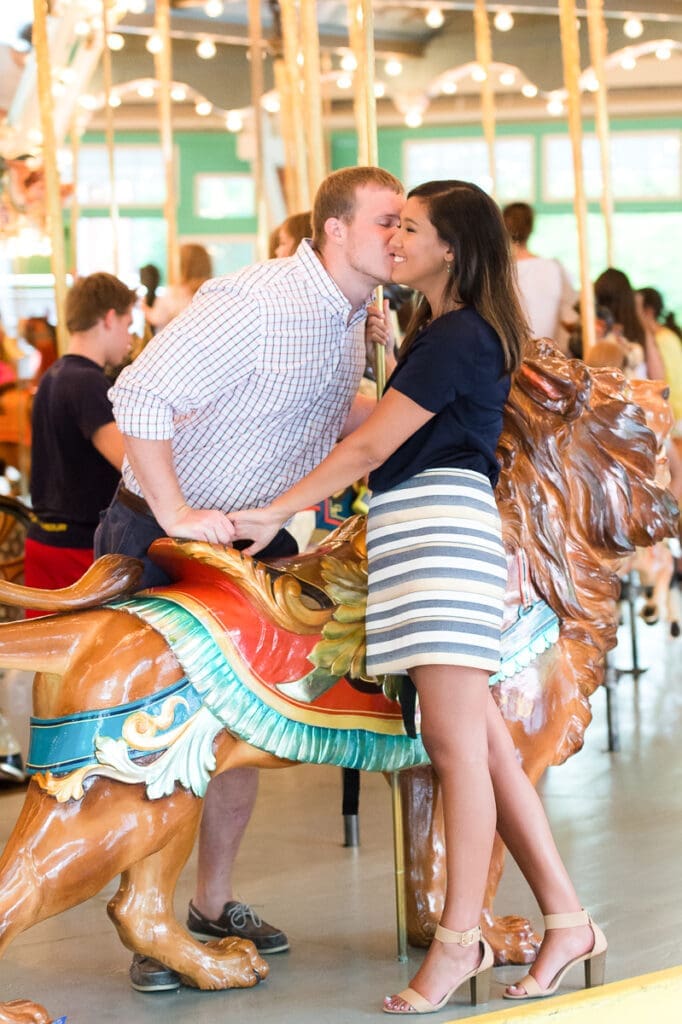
[624,17,644,40]
[107,33,125,51]
[441,80,457,95]
[126,0,147,13]
[656,44,672,61]
[521,83,538,98]
[262,93,281,113]
[171,85,188,101]
[405,109,423,128]
[620,51,637,70]
[79,94,98,110]
[204,0,224,16]
[471,64,487,83]
[74,20,91,37]
[109,94,122,107]
[384,59,403,77]
[494,10,514,33]
[137,82,155,98]
[196,38,217,59]
[145,35,163,55]
[340,52,358,71]
[336,73,353,90]
[582,72,599,92]
[225,111,243,132]
[195,100,213,116]
[425,7,444,30]
[499,70,516,86]
[374,81,386,98]
[546,95,564,116]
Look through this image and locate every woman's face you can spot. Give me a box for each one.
[388,196,452,295]
[275,227,296,259]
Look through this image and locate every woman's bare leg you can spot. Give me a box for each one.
[385,664,494,1011]
[485,694,597,992]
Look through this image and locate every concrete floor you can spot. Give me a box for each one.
[1,608,682,1023]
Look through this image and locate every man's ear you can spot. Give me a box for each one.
[102,308,117,330]
[324,216,346,246]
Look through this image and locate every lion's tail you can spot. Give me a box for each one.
[0,555,143,612]
[0,614,87,673]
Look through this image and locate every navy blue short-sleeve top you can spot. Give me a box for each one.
[368,307,510,494]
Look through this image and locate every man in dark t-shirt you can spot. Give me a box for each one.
[24,273,137,614]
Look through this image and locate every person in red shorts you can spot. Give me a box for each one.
[24,272,136,615]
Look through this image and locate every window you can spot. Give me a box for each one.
[68,145,167,207]
[543,132,681,202]
[195,174,256,219]
[403,137,534,201]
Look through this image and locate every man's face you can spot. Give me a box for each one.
[341,186,404,288]
[107,308,133,365]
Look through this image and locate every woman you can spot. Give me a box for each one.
[271,210,313,258]
[142,243,212,332]
[232,181,606,1014]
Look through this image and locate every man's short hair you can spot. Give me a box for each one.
[66,273,137,333]
[312,166,404,249]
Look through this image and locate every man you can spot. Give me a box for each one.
[95,165,405,993]
[24,273,134,612]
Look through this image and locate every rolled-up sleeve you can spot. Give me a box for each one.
[109,280,261,439]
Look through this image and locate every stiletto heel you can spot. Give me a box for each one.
[383,923,494,1015]
[504,909,607,1001]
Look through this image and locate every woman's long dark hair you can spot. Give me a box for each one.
[594,268,645,346]
[399,180,529,374]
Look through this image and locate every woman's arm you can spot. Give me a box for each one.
[231,388,433,553]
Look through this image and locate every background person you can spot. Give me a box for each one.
[232,181,606,1015]
[503,201,577,351]
[142,243,212,333]
[23,272,134,616]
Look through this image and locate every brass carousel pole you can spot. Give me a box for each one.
[101,0,120,276]
[300,0,326,201]
[279,0,309,212]
[586,0,614,266]
[348,0,406,964]
[154,0,178,286]
[248,0,268,259]
[558,0,596,362]
[70,115,80,276]
[273,57,298,214]
[473,0,497,198]
[32,0,68,354]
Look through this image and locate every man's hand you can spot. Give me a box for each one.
[158,504,236,545]
[231,506,285,555]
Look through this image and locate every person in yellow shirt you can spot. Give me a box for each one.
[637,287,682,431]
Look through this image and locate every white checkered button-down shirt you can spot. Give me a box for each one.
[110,241,368,512]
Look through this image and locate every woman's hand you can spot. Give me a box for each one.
[365,298,397,376]
[231,505,286,555]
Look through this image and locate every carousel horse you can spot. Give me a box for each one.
[0,340,677,1023]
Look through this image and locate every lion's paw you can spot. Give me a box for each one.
[482,913,540,966]
[0,1000,52,1024]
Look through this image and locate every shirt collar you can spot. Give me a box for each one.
[294,239,371,324]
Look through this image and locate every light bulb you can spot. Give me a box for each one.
[226,111,243,132]
[262,93,281,113]
[146,35,163,55]
[624,18,644,40]
[425,7,444,30]
[583,73,599,93]
[405,110,423,128]
[620,53,637,71]
[195,100,213,116]
[374,81,386,98]
[499,70,516,86]
[547,97,564,116]
[107,33,125,51]
[521,83,538,98]
[137,82,155,98]
[471,64,487,83]
[126,0,147,13]
[336,74,352,90]
[79,94,98,110]
[197,38,217,60]
[494,10,514,33]
[204,0,224,16]
[171,85,188,102]
[340,52,357,71]
[384,59,403,77]
[656,45,672,61]
[441,79,457,95]
[109,94,122,107]
[74,20,91,37]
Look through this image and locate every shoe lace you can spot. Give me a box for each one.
[227,901,263,930]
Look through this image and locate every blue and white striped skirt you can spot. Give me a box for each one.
[365,468,507,676]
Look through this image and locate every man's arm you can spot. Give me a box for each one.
[91,421,125,471]
[123,435,235,544]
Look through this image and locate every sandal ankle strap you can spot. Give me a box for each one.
[435,923,481,946]
[543,909,589,930]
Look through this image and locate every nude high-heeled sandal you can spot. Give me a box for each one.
[504,909,607,1000]
[382,924,494,1015]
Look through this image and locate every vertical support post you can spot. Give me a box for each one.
[101,0,120,276]
[31,0,68,353]
[248,0,269,259]
[154,0,178,287]
[558,0,597,363]
[70,116,80,277]
[473,0,497,198]
[586,0,614,267]
[300,0,326,202]
[391,771,408,962]
[279,0,309,211]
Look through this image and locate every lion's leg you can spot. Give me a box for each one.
[401,765,444,948]
[108,788,268,991]
[0,1001,51,1024]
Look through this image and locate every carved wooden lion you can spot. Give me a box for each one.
[0,340,677,1021]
